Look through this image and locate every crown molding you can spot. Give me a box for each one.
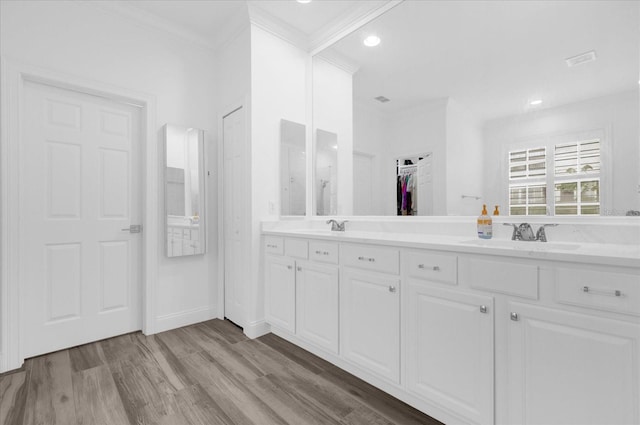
[83,1,219,52]
[315,48,360,75]
[247,2,310,51]
[309,0,404,55]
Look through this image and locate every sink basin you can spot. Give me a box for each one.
[461,239,581,251]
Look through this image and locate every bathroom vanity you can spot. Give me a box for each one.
[262,223,639,425]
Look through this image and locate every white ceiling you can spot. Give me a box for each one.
[328,0,639,121]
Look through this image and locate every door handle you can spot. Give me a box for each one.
[121,224,143,233]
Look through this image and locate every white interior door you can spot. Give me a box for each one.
[353,152,373,215]
[417,154,433,216]
[223,107,245,327]
[21,81,142,358]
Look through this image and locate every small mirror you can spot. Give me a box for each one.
[315,129,338,216]
[280,119,306,216]
[164,124,206,257]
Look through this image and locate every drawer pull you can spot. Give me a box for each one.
[358,256,376,262]
[388,286,397,293]
[287,265,293,270]
[315,250,330,256]
[297,266,302,271]
[418,264,440,271]
[583,286,623,297]
[480,305,487,314]
[510,312,519,321]
[267,244,278,249]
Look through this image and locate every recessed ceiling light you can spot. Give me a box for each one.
[530,99,543,106]
[297,0,312,3]
[363,35,381,47]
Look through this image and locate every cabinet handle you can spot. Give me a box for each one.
[287,265,293,270]
[388,286,397,293]
[418,264,440,271]
[582,286,622,297]
[267,244,278,249]
[510,312,519,321]
[315,250,330,256]
[358,256,376,262]
[480,305,487,314]
[297,266,302,271]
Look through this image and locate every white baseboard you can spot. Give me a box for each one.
[154,306,217,334]
[244,319,270,339]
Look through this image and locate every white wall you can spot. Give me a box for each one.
[446,99,484,215]
[249,25,308,334]
[483,90,639,215]
[0,1,219,343]
[313,56,354,215]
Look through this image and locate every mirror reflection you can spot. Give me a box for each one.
[315,129,338,216]
[313,0,639,217]
[164,124,206,257]
[280,119,306,216]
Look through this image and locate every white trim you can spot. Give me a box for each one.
[0,59,157,372]
[244,319,270,339]
[154,306,216,334]
[247,3,309,51]
[309,1,404,56]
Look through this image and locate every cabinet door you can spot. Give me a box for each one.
[405,282,494,425]
[341,268,400,383]
[265,256,295,333]
[507,302,640,425]
[296,262,339,354]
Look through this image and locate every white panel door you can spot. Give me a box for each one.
[264,256,296,333]
[417,154,433,216]
[507,302,639,425]
[405,282,494,425]
[341,268,400,383]
[21,81,141,358]
[223,107,246,327]
[296,262,339,354]
[353,152,373,215]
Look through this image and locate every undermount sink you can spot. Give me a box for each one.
[461,239,581,251]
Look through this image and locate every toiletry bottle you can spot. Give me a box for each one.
[477,204,493,239]
[493,205,500,216]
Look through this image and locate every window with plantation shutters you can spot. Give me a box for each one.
[507,137,602,216]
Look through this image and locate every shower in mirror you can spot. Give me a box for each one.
[164,124,206,257]
[315,129,338,216]
[280,119,306,216]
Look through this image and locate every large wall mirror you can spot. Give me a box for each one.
[312,0,639,217]
[280,119,306,216]
[164,124,206,257]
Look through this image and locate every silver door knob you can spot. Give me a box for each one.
[388,286,397,293]
[510,312,519,321]
[121,224,143,233]
[480,305,487,314]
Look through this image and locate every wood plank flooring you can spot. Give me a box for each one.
[0,319,442,425]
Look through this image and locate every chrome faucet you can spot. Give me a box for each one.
[327,219,348,232]
[504,223,558,242]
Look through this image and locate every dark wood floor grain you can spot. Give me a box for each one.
[0,319,443,425]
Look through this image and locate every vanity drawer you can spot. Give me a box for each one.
[460,256,539,299]
[285,238,308,259]
[555,267,640,316]
[341,244,399,275]
[264,236,284,256]
[309,241,339,264]
[405,251,457,285]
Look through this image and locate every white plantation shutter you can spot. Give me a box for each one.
[508,147,547,215]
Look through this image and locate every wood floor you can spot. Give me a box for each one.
[0,319,442,425]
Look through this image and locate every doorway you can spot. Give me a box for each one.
[396,153,433,216]
[222,106,246,328]
[20,80,143,358]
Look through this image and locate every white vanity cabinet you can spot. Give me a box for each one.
[264,254,296,333]
[296,261,339,354]
[262,230,640,425]
[404,280,494,425]
[341,267,401,383]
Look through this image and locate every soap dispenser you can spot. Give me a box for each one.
[493,205,500,216]
[477,204,493,239]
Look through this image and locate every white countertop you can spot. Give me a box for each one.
[262,228,640,268]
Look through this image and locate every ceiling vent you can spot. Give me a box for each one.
[374,96,390,103]
[566,50,597,67]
